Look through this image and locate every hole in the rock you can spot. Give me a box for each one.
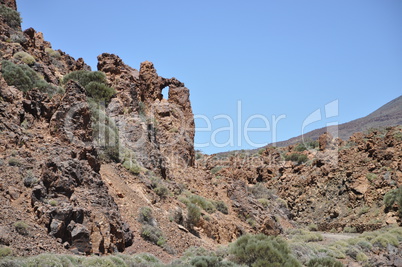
[161,86,169,100]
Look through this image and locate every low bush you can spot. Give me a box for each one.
[138,206,154,225]
[14,221,28,236]
[140,225,166,247]
[371,233,398,248]
[0,5,21,29]
[45,48,61,59]
[188,194,216,214]
[186,203,201,228]
[384,188,398,209]
[214,200,229,214]
[308,224,318,232]
[229,233,301,266]
[0,246,12,257]
[13,51,35,65]
[284,153,308,164]
[366,173,377,182]
[122,159,141,175]
[62,70,115,102]
[343,226,357,233]
[1,60,38,92]
[1,60,62,96]
[307,257,343,267]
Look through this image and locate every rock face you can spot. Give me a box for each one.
[97,53,195,178]
[0,11,133,255]
[0,0,16,10]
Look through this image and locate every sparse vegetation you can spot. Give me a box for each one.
[0,246,12,257]
[307,257,343,267]
[343,226,357,233]
[138,206,154,225]
[229,233,301,266]
[366,173,377,182]
[0,5,21,29]
[62,70,115,102]
[45,47,61,59]
[308,224,318,232]
[186,203,201,228]
[13,51,35,65]
[14,221,28,236]
[214,200,229,214]
[284,152,308,164]
[1,60,62,96]
[140,224,167,247]
[357,206,370,216]
[48,199,58,206]
[122,159,142,175]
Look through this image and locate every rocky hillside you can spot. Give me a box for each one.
[1,1,402,266]
[267,95,402,148]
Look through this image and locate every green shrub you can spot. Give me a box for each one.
[229,234,301,267]
[356,240,372,251]
[288,229,323,242]
[138,206,154,225]
[371,233,398,248]
[0,246,12,257]
[0,5,21,29]
[308,224,318,232]
[154,184,169,199]
[356,252,368,262]
[188,195,216,214]
[295,143,307,152]
[307,257,343,267]
[214,200,229,214]
[13,51,35,65]
[343,226,357,233]
[1,60,62,96]
[366,173,377,182]
[86,81,115,102]
[1,60,38,92]
[140,225,166,247]
[45,48,61,59]
[284,153,308,164]
[358,206,370,215]
[186,203,201,228]
[258,198,269,208]
[23,173,38,188]
[122,159,141,175]
[14,221,28,235]
[82,256,116,267]
[48,199,58,206]
[62,70,115,102]
[384,188,398,208]
[189,255,238,267]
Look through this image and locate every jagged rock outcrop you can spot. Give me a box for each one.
[0,13,133,254]
[97,53,195,177]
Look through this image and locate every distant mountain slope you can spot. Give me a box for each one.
[271,95,402,147]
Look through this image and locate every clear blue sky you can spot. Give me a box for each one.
[17,0,402,154]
